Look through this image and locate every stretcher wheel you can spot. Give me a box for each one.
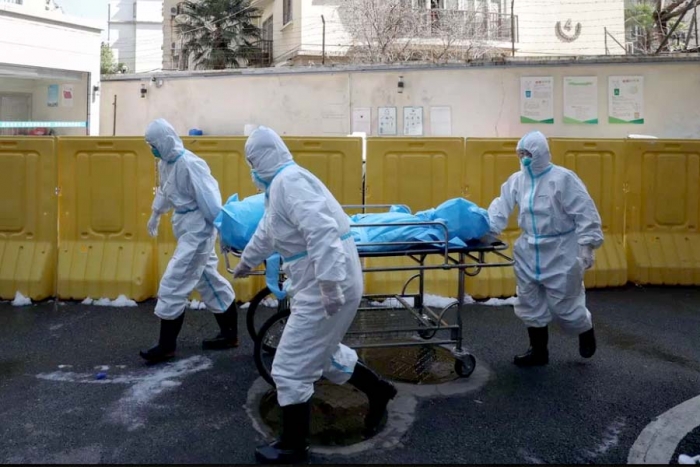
[246,287,290,348]
[253,310,290,387]
[418,316,438,340]
[454,354,476,378]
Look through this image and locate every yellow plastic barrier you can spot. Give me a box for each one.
[363,138,467,297]
[57,138,156,301]
[550,139,628,288]
[625,139,700,285]
[463,139,520,299]
[0,138,57,300]
[282,137,364,208]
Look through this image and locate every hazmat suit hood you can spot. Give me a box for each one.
[145,119,185,163]
[245,126,294,182]
[516,131,551,174]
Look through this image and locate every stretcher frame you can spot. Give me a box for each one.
[222,204,514,379]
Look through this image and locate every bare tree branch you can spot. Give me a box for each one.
[338,0,498,64]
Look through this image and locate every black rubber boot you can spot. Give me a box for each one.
[139,313,185,364]
[513,326,549,367]
[255,401,310,464]
[348,360,398,436]
[202,302,239,350]
[579,326,596,359]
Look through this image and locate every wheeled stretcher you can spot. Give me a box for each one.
[222,204,515,385]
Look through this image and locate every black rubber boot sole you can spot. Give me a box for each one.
[255,441,309,464]
[513,349,549,367]
[139,345,175,364]
[202,335,239,350]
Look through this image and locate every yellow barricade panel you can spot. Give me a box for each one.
[625,139,700,285]
[550,139,627,288]
[463,139,520,299]
[283,137,364,209]
[57,138,155,301]
[0,138,57,300]
[364,138,466,297]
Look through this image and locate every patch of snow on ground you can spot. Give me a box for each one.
[82,295,137,307]
[261,298,279,308]
[482,297,518,306]
[11,292,32,306]
[188,299,206,310]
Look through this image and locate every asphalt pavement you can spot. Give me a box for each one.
[0,284,698,464]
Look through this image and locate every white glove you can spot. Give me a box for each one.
[320,281,345,318]
[233,261,253,279]
[578,244,595,270]
[147,212,160,238]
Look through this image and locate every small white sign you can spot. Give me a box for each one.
[61,84,74,108]
[403,106,423,136]
[378,107,397,136]
[352,107,371,134]
[430,106,452,136]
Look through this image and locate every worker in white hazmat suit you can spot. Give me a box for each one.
[488,131,603,367]
[233,126,397,464]
[140,118,238,364]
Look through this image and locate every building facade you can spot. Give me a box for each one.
[163,0,625,69]
[0,0,101,135]
[108,0,164,73]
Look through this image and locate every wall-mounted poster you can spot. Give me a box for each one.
[609,76,644,124]
[520,76,554,124]
[61,84,74,108]
[403,106,423,136]
[563,76,598,124]
[378,106,397,135]
[47,85,59,107]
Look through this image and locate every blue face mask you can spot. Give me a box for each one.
[521,156,532,167]
[150,146,161,159]
[251,170,268,191]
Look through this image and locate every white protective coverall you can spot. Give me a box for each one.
[240,126,363,407]
[146,119,235,320]
[488,131,603,333]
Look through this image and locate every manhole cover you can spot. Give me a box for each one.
[358,345,459,385]
[259,380,383,447]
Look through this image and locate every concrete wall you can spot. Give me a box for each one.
[0,3,101,135]
[100,59,700,139]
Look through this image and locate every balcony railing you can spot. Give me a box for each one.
[248,39,273,67]
[411,10,518,43]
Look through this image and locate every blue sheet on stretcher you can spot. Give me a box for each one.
[214,194,490,252]
[214,194,490,299]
